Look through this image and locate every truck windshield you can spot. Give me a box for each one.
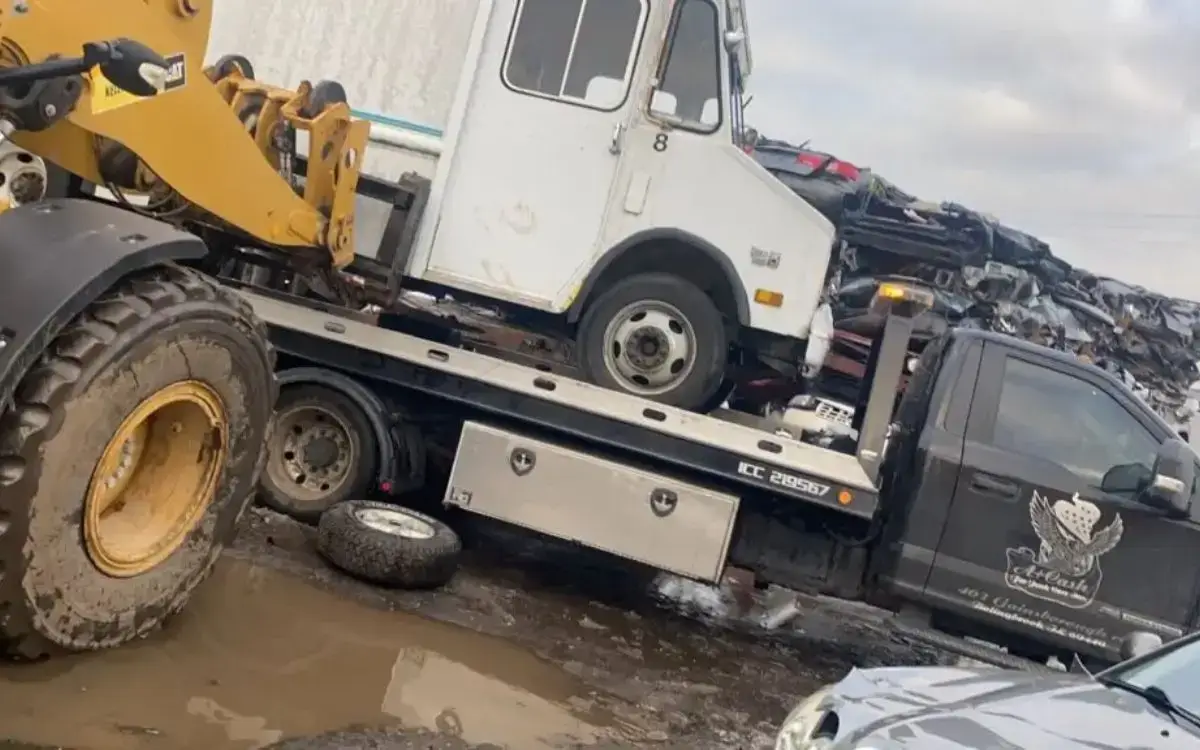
[649,0,722,133]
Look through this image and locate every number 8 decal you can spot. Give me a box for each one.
[653,133,669,152]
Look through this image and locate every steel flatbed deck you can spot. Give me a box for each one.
[237,288,880,519]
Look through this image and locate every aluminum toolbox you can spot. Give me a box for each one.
[444,421,740,581]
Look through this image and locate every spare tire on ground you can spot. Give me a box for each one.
[316,500,461,589]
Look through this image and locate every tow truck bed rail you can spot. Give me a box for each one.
[237,289,879,518]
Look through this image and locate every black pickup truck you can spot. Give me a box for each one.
[739,297,1199,669]
[244,279,1198,671]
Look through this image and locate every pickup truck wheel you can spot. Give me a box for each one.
[316,500,461,589]
[259,385,379,525]
[578,273,727,411]
[0,265,275,659]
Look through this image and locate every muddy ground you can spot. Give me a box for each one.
[0,504,949,750]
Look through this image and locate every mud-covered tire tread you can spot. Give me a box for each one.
[0,264,276,659]
[317,500,461,589]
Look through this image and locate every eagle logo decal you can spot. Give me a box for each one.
[1004,491,1123,609]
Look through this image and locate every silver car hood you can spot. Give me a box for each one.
[824,665,1198,749]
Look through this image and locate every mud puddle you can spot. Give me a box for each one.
[0,560,626,750]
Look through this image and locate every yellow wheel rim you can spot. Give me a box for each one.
[84,381,229,578]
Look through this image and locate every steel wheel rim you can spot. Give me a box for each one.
[601,300,698,396]
[267,404,357,506]
[84,381,228,577]
[0,147,47,208]
[354,507,436,539]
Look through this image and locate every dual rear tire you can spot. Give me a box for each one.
[258,385,378,524]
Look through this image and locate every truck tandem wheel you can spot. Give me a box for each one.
[317,500,461,589]
[259,384,379,524]
[577,272,728,411]
[0,265,276,659]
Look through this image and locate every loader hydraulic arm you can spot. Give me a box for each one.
[0,0,368,268]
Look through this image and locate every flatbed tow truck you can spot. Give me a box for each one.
[0,0,1196,675]
[239,273,1200,672]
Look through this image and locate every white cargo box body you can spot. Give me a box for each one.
[445,422,740,582]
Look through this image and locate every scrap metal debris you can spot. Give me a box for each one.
[751,137,1200,430]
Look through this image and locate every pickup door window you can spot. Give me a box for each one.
[992,357,1159,496]
[924,343,1199,660]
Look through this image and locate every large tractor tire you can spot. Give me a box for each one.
[0,265,276,659]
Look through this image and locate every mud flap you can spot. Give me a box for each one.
[0,198,206,405]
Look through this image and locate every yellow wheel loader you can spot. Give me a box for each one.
[0,0,369,658]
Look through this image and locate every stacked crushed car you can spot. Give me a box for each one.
[750,136,1200,430]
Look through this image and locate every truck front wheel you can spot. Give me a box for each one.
[577,273,728,411]
[0,265,275,659]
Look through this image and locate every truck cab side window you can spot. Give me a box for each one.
[991,358,1159,498]
[649,0,723,132]
[503,0,646,110]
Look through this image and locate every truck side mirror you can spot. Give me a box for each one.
[1140,438,1194,517]
[723,30,746,50]
[1100,462,1152,495]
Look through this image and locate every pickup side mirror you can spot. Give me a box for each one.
[1141,438,1194,517]
[1100,462,1152,495]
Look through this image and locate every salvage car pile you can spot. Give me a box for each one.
[750,135,1200,429]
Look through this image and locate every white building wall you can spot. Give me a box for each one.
[207,0,478,135]
[206,0,477,256]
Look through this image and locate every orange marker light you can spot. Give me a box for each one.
[837,490,853,505]
[754,289,784,307]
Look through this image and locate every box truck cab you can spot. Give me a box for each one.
[411,0,839,411]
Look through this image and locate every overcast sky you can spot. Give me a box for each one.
[747,0,1200,299]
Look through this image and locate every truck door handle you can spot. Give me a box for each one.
[970,474,1019,499]
[609,122,625,155]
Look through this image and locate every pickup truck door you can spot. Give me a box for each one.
[924,341,1200,659]
[424,0,648,307]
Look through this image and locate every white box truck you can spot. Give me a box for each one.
[208,0,839,412]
